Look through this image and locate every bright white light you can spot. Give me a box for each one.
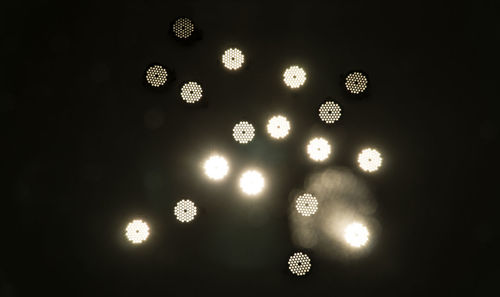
[172,18,194,39]
[145,65,168,87]
[288,252,311,276]
[344,222,369,248]
[222,48,245,70]
[232,121,255,144]
[266,115,290,139]
[295,193,318,216]
[283,66,306,89]
[174,199,197,223]
[239,170,265,196]
[125,219,150,244]
[306,137,331,162]
[204,155,229,180]
[181,81,203,103]
[345,71,368,94]
[319,101,342,124]
[358,148,382,172]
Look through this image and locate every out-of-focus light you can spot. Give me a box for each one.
[233,121,255,144]
[319,101,342,124]
[181,81,203,103]
[174,199,197,223]
[344,222,369,248]
[204,155,229,180]
[283,66,306,89]
[222,48,245,70]
[172,17,194,39]
[125,219,150,244]
[288,252,311,276]
[345,71,368,94]
[239,170,265,196]
[295,193,318,216]
[267,115,291,139]
[307,137,331,162]
[145,65,168,87]
[358,148,382,172]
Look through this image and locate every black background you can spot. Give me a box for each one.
[3,0,500,296]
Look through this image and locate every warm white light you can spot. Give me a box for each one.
[172,17,194,39]
[125,219,150,244]
[283,66,306,89]
[239,170,265,196]
[174,199,197,223]
[358,148,382,172]
[145,65,168,87]
[345,71,368,94]
[232,121,255,144]
[295,193,318,216]
[181,81,203,103]
[306,137,331,162]
[222,48,245,70]
[344,222,369,248]
[204,155,229,180]
[319,101,342,124]
[288,252,311,276]
[266,115,290,139]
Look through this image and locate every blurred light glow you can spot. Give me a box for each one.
[344,222,369,248]
[146,65,168,87]
[345,71,368,94]
[267,115,291,139]
[283,66,306,89]
[319,101,342,124]
[125,219,150,244]
[181,81,203,103]
[239,170,264,196]
[307,137,331,161]
[233,121,255,144]
[288,252,311,276]
[358,148,382,172]
[222,48,245,70]
[174,199,197,223]
[204,155,229,180]
[172,17,194,39]
[295,193,318,216]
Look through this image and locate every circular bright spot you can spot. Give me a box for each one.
[319,101,342,124]
[204,155,229,180]
[306,137,331,162]
[344,222,369,248]
[222,48,245,70]
[125,219,150,244]
[232,121,255,144]
[267,115,291,139]
[288,252,311,276]
[295,193,318,216]
[283,66,306,89]
[358,148,382,172]
[174,199,197,223]
[172,17,194,39]
[345,71,368,94]
[145,65,168,87]
[180,81,203,103]
[239,170,265,196]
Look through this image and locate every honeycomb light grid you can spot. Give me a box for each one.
[295,193,318,216]
[239,170,265,196]
[306,137,331,162]
[204,155,229,180]
[288,252,311,276]
[174,199,197,223]
[145,65,168,87]
[222,48,245,70]
[181,81,203,103]
[344,222,370,248]
[232,121,255,144]
[358,148,382,172]
[125,219,150,244]
[319,101,342,124]
[345,71,368,94]
[172,17,194,39]
[283,66,306,89]
[267,115,291,139]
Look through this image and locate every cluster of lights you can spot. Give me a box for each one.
[222,48,245,70]
[267,115,291,139]
[203,155,229,180]
[345,71,368,94]
[125,219,150,244]
[344,222,369,248]
[239,170,265,196]
[288,252,311,276]
[180,81,203,103]
[283,66,306,89]
[295,193,318,216]
[306,137,331,162]
[318,101,342,124]
[145,65,168,87]
[172,18,195,39]
[174,199,198,223]
[232,121,255,144]
[357,148,382,172]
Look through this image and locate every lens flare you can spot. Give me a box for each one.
[344,222,369,248]
[266,115,291,139]
[307,137,331,161]
[125,219,150,244]
[204,155,229,180]
[239,170,265,196]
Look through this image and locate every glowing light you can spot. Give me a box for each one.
[319,101,342,124]
[204,155,229,180]
[288,252,311,276]
[266,115,290,139]
[222,48,245,70]
[295,193,318,216]
[174,199,197,223]
[306,137,331,162]
[125,219,150,244]
[181,81,203,103]
[239,170,265,196]
[358,148,382,172]
[344,222,369,248]
[145,65,168,87]
[283,66,306,89]
[232,121,255,144]
[172,17,194,39]
[345,71,368,94]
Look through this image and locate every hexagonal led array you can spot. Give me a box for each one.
[172,17,194,39]
[266,115,290,139]
[222,48,245,70]
[357,148,382,172]
[306,137,331,162]
[345,71,368,94]
[283,66,306,89]
[125,219,150,244]
[204,155,229,181]
[344,222,369,248]
[319,101,342,124]
[239,170,265,196]
[232,121,255,144]
[288,252,311,276]
[295,193,318,216]
[181,81,203,103]
[145,65,168,87]
[174,199,197,223]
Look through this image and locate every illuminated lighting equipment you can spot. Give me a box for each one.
[283,65,306,89]
[180,81,203,103]
[295,193,318,216]
[174,199,197,223]
[318,101,342,124]
[125,219,150,244]
[344,222,369,248]
[266,115,291,139]
[358,148,382,172]
[172,17,195,39]
[232,121,255,144]
[222,48,245,70]
[306,137,331,162]
[288,252,311,276]
[345,71,368,95]
[145,65,168,87]
[203,155,229,180]
[239,170,265,196]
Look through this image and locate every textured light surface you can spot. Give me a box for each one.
[174,199,197,223]
[145,65,168,87]
[125,219,150,244]
[239,170,264,196]
[172,18,194,39]
[283,66,306,89]
[232,121,255,144]
[288,252,311,276]
[358,148,382,172]
[344,222,369,248]
[319,101,342,124]
[295,193,318,216]
[204,155,229,180]
[180,81,203,103]
[307,137,331,161]
[345,71,368,94]
[266,115,290,139]
[222,48,245,70]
